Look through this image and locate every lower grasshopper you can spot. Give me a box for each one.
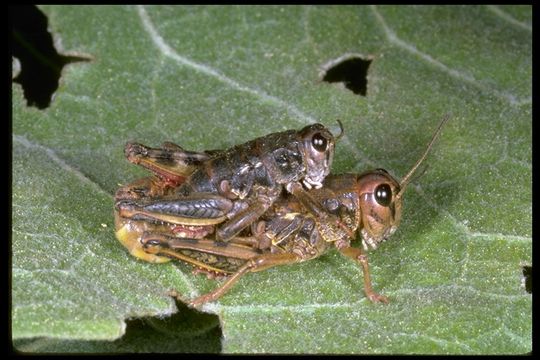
[115,115,449,308]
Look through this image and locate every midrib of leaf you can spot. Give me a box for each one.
[137,5,315,124]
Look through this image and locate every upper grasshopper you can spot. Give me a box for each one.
[115,123,340,262]
[114,115,449,308]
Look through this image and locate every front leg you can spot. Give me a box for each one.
[215,186,281,241]
[115,176,174,201]
[337,245,388,303]
[287,182,355,239]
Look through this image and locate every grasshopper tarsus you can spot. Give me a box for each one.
[366,292,389,304]
[167,289,187,302]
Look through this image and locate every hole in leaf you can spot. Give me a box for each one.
[522,265,531,294]
[10,5,90,109]
[321,54,372,96]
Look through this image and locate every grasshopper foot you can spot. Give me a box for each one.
[167,289,211,309]
[187,297,207,309]
[167,289,192,304]
[366,292,388,304]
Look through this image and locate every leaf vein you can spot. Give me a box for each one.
[468,232,531,243]
[413,185,530,243]
[136,5,314,124]
[393,332,473,352]
[486,5,532,32]
[13,134,113,199]
[370,5,530,106]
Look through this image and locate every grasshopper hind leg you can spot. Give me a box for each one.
[185,252,302,308]
[124,142,212,187]
[139,233,303,308]
[114,211,173,263]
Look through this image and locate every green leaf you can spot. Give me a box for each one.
[13,304,221,353]
[12,5,531,354]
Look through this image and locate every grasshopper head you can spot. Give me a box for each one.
[354,114,450,250]
[298,123,341,189]
[355,170,402,250]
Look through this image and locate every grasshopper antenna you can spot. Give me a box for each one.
[395,113,450,201]
[411,164,429,183]
[335,119,344,141]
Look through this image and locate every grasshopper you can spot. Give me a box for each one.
[115,116,449,308]
[115,123,341,262]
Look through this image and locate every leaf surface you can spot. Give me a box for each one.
[12,5,531,354]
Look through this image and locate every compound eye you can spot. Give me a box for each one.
[311,133,328,152]
[374,183,392,207]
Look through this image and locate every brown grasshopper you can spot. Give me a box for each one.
[115,123,341,262]
[115,115,449,308]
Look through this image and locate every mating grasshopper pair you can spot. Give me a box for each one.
[114,116,449,308]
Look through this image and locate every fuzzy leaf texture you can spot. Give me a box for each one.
[12,5,531,354]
